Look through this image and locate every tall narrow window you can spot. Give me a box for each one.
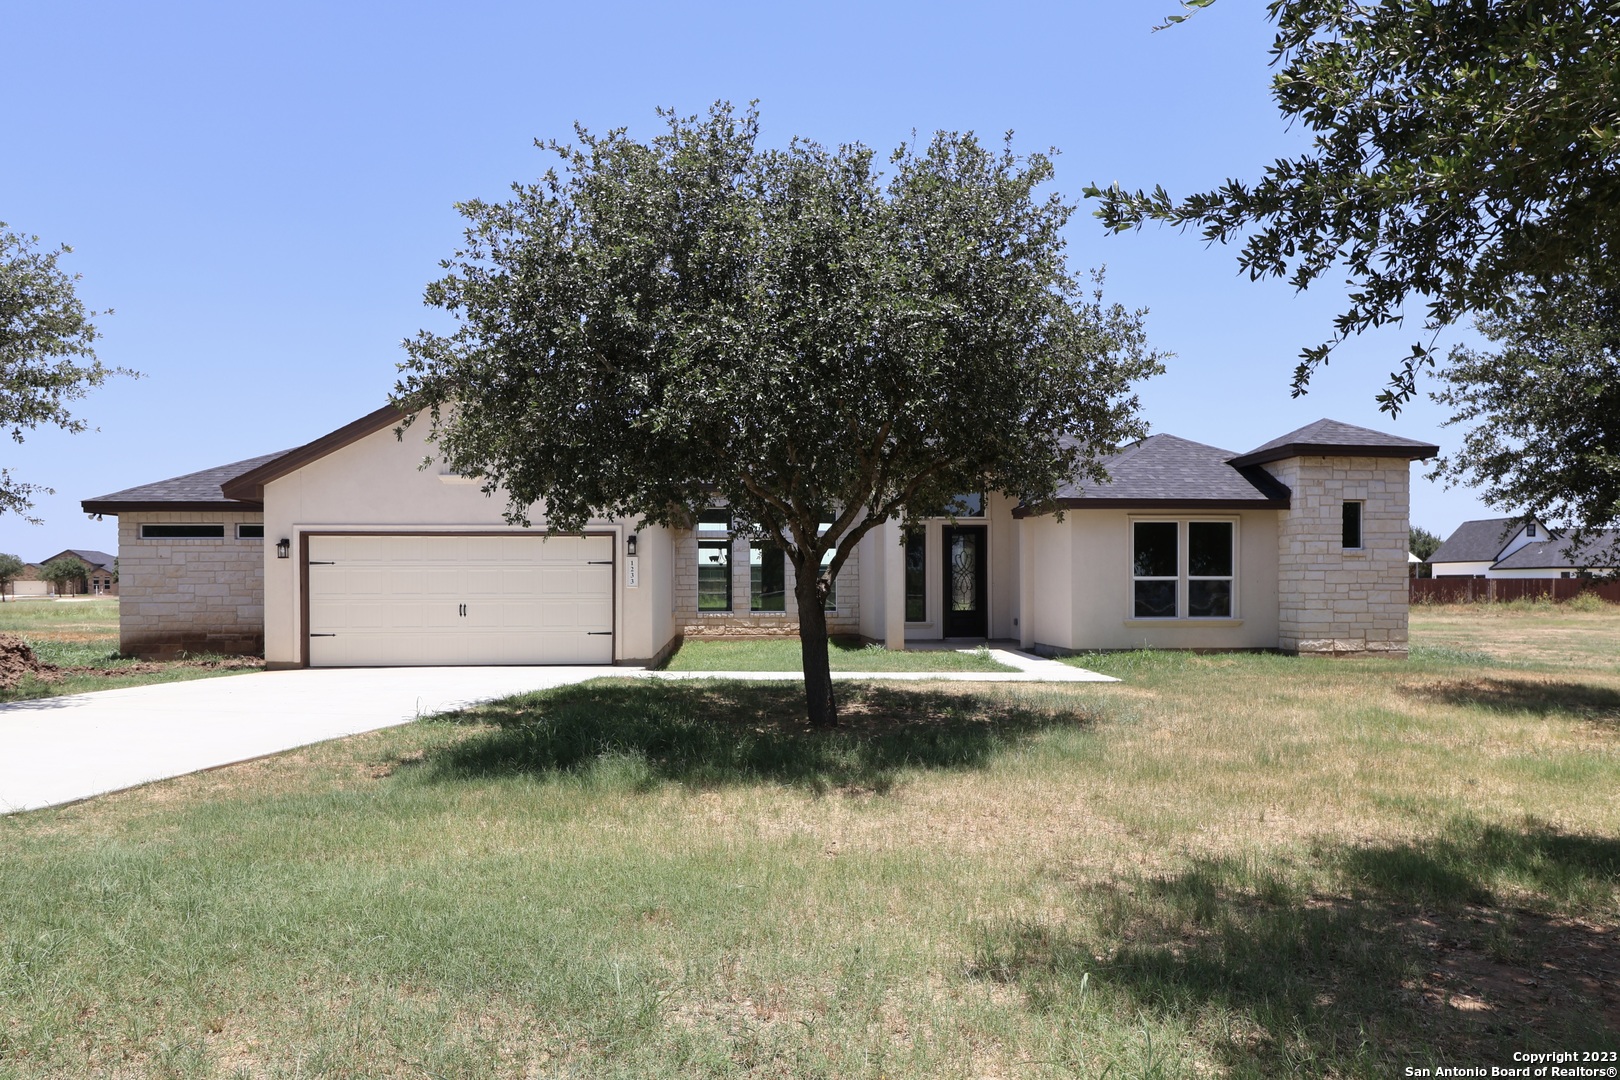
[1187,522,1234,618]
[820,548,837,611]
[697,542,731,611]
[904,529,927,622]
[750,543,786,612]
[1342,501,1364,550]
[1132,522,1178,618]
[1527,522,1538,538]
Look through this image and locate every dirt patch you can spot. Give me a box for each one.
[0,633,262,688]
[0,633,58,687]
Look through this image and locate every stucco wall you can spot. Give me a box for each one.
[1020,508,1280,653]
[260,421,675,666]
[118,511,265,658]
[1263,455,1411,656]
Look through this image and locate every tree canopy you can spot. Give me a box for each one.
[39,556,86,595]
[1432,275,1620,532]
[0,553,24,601]
[396,103,1163,726]
[0,224,125,521]
[1089,1,1620,412]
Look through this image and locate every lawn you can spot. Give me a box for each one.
[0,599,259,703]
[661,635,1018,672]
[1,607,1616,1077]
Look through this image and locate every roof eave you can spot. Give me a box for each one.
[1226,442,1440,469]
[1012,497,1291,519]
[81,499,265,515]
[221,404,404,502]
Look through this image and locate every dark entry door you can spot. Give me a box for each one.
[941,525,988,638]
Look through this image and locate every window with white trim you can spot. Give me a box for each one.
[750,542,786,612]
[697,510,731,612]
[1131,519,1237,619]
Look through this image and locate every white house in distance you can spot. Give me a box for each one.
[83,410,1437,665]
[1428,518,1620,579]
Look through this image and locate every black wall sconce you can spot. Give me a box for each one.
[626,533,638,558]
[276,538,291,559]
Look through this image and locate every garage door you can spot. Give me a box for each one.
[306,534,614,666]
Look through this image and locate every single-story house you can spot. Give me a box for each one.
[35,548,120,596]
[83,410,1437,664]
[1428,518,1620,578]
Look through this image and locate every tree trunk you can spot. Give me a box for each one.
[796,573,839,729]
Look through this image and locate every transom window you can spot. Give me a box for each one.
[945,493,984,518]
[237,524,264,539]
[141,524,225,539]
[1131,520,1236,619]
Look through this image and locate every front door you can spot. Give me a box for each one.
[941,525,988,638]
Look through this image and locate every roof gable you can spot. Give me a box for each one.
[1227,418,1439,468]
[1427,518,1524,564]
[220,405,402,503]
[1490,530,1620,570]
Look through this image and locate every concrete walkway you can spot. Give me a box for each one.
[0,650,1113,815]
[0,666,617,814]
[646,645,1117,683]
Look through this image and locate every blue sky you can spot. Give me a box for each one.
[2,1,1494,561]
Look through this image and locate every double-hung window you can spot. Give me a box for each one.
[697,510,731,612]
[1131,520,1236,619]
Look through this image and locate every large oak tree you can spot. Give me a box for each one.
[396,104,1162,727]
[1091,1,1620,415]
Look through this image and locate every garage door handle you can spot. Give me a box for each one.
[309,561,336,565]
[587,631,612,635]
[587,560,613,565]
[310,633,336,637]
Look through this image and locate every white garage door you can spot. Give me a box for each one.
[306,534,614,667]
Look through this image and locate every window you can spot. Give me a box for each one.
[1527,522,1538,538]
[750,542,786,612]
[1342,501,1363,550]
[904,529,926,621]
[820,548,837,611]
[237,524,264,539]
[1132,520,1236,619]
[141,524,224,539]
[697,541,731,612]
[1132,522,1178,618]
[1187,522,1234,618]
[945,493,984,517]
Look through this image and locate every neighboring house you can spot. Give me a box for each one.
[35,548,120,596]
[4,563,50,599]
[83,409,1437,664]
[1427,518,1620,579]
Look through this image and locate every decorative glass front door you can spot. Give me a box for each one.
[941,525,988,638]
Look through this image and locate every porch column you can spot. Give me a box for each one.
[883,516,906,651]
[1019,518,1035,650]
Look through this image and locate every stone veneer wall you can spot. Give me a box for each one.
[118,511,266,658]
[1262,456,1411,656]
[673,530,861,638]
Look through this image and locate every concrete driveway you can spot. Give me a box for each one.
[0,666,623,815]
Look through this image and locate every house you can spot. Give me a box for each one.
[35,548,120,596]
[83,409,1437,664]
[1428,518,1620,578]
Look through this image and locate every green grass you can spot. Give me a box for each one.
[1,608,1617,1076]
[662,635,1017,672]
[0,598,259,702]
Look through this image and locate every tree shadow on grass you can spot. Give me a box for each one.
[973,821,1620,1076]
[1406,676,1620,724]
[412,679,1099,792]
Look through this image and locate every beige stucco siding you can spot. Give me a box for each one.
[260,420,674,666]
[1021,509,1280,653]
[118,510,266,658]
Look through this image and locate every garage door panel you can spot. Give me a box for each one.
[306,534,614,667]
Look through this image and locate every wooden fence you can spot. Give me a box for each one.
[1411,577,1620,604]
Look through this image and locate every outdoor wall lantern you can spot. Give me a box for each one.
[626,533,638,558]
[276,538,291,559]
